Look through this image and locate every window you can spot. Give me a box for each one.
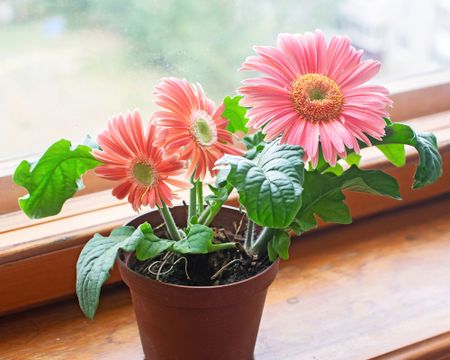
[0,0,449,315]
[1,0,450,161]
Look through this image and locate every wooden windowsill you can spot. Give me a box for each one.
[1,195,449,359]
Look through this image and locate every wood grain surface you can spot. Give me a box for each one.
[0,195,449,360]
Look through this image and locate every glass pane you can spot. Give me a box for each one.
[1,0,449,159]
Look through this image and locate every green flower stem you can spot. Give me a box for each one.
[244,218,254,249]
[158,203,181,241]
[188,174,197,222]
[198,183,233,225]
[210,242,237,252]
[196,180,203,215]
[250,227,275,255]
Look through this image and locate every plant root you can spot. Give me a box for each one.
[172,256,191,280]
[232,214,246,242]
[210,259,242,281]
[154,222,166,231]
[147,254,191,281]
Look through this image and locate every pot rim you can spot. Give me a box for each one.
[118,250,279,291]
[125,204,242,227]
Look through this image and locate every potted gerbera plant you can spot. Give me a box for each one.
[14,31,442,360]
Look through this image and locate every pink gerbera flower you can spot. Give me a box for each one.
[93,110,190,210]
[239,30,392,166]
[153,78,242,180]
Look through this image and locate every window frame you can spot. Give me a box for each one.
[1,69,450,215]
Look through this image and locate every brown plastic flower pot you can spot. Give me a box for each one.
[118,206,279,360]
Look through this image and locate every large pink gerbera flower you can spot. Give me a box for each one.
[93,110,190,210]
[239,30,392,166]
[153,78,242,180]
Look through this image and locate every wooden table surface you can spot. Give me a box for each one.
[1,195,449,360]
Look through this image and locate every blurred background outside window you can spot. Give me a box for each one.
[1,0,449,160]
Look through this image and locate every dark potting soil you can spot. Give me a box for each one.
[128,224,270,286]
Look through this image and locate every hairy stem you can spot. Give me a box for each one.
[196,180,203,215]
[198,183,233,225]
[244,218,254,249]
[159,203,181,241]
[250,227,275,255]
[188,175,196,222]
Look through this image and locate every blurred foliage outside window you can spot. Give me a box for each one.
[0,0,449,159]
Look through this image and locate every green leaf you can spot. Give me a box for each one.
[372,123,442,188]
[205,185,229,204]
[267,240,277,262]
[295,172,351,232]
[217,141,304,228]
[377,144,405,167]
[172,224,214,254]
[340,166,401,199]
[289,220,303,235]
[135,223,175,260]
[14,139,101,219]
[215,168,231,188]
[172,224,232,254]
[268,230,291,261]
[242,131,265,150]
[344,153,362,166]
[324,163,344,176]
[222,95,248,134]
[76,226,141,319]
[242,131,266,160]
[293,166,400,232]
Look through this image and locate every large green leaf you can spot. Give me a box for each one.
[76,226,140,319]
[217,141,304,228]
[293,166,400,232]
[371,123,442,188]
[14,139,101,219]
[222,95,249,134]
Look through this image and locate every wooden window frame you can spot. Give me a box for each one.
[0,70,449,315]
[1,69,450,215]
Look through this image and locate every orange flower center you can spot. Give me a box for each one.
[189,111,218,146]
[291,73,344,122]
[131,161,156,186]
